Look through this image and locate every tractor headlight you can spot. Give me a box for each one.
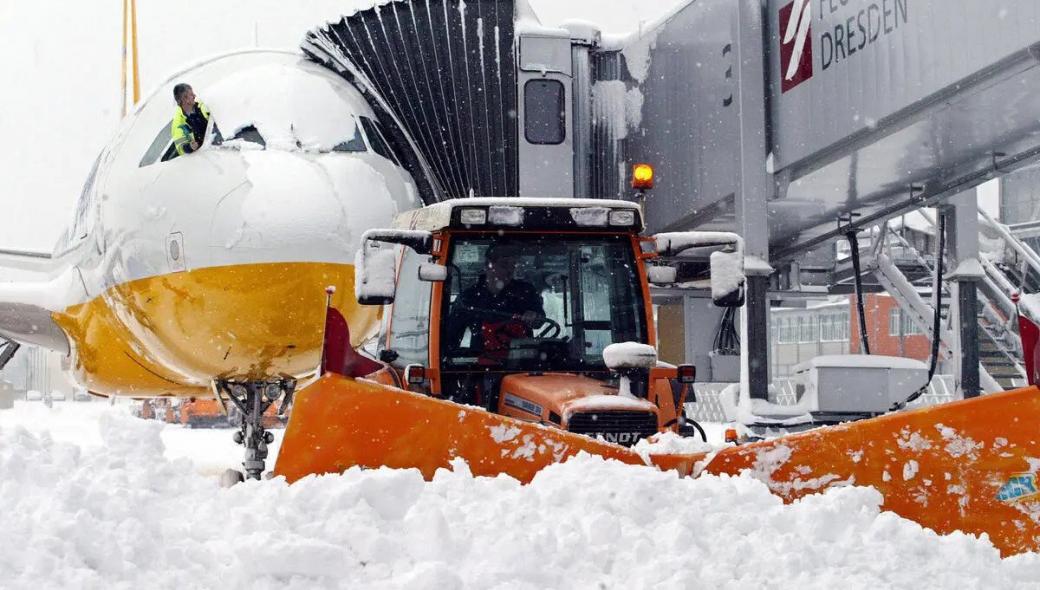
[609,209,636,226]
[460,208,487,225]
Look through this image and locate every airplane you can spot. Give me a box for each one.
[0,49,430,479]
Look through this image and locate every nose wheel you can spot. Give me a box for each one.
[215,377,295,482]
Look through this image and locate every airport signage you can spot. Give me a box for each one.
[779,0,909,93]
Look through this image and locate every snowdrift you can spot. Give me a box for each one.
[1,405,1039,588]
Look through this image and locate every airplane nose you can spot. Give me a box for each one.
[209,151,349,252]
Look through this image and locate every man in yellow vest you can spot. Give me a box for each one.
[171,83,210,156]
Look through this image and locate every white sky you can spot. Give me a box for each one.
[0,0,683,252]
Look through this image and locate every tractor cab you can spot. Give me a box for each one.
[354,198,745,445]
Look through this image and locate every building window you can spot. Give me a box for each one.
[799,316,816,343]
[819,312,849,342]
[524,79,565,145]
[889,309,924,336]
[777,317,792,344]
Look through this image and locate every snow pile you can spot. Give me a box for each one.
[204,60,369,153]
[1,406,1040,588]
[569,206,610,226]
[602,342,658,369]
[1019,292,1040,325]
[354,238,399,302]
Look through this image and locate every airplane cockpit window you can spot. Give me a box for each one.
[139,123,172,167]
[227,125,266,148]
[64,152,102,250]
[139,120,204,166]
[333,124,367,153]
[359,117,401,165]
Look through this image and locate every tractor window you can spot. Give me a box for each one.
[441,235,646,372]
[387,248,432,368]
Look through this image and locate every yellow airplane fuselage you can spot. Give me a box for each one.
[53,262,379,397]
[0,51,424,399]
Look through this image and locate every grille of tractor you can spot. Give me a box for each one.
[566,411,658,447]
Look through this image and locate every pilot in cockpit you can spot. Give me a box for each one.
[171,83,210,156]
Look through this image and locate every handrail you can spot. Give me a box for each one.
[872,252,1004,393]
[978,206,1040,278]
[885,219,1023,363]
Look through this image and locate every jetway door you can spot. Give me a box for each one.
[518,35,574,197]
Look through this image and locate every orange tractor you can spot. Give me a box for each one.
[275,198,1040,557]
[336,197,740,443]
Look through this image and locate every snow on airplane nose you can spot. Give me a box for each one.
[51,51,423,396]
[208,150,402,259]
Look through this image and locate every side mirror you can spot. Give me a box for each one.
[710,250,745,307]
[418,263,447,282]
[676,364,696,384]
[354,238,399,305]
[652,231,746,308]
[603,342,657,399]
[354,228,435,306]
[404,364,427,386]
[647,265,677,285]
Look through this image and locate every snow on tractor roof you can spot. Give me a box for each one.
[393,197,643,232]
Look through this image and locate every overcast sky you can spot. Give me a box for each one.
[0,0,683,252]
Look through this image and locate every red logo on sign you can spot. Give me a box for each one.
[779,0,812,93]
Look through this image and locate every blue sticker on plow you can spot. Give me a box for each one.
[997,473,1040,503]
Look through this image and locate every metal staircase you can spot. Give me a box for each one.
[862,210,1036,392]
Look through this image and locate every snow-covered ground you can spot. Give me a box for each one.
[1,401,1039,589]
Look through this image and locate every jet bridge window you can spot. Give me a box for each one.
[524,79,565,145]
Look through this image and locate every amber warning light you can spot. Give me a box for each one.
[632,163,654,190]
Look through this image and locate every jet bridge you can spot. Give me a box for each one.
[302,0,1040,402]
[610,0,1040,399]
[622,0,1040,254]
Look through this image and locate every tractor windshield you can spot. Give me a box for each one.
[441,234,648,372]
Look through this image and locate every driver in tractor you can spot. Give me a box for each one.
[445,243,546,407]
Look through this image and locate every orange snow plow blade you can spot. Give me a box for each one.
[701,386,1040,557]
[274,373,701,484]
[275,374,1040,556]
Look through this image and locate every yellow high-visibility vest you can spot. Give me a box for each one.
[171,102,210,155]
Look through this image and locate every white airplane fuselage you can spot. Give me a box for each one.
[3,50,422,397]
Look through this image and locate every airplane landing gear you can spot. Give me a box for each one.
[215,377,295,481]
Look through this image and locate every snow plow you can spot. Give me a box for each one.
[275,198,1040,557]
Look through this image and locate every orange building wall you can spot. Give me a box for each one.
[848,294,931,360]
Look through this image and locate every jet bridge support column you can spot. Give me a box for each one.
[733,0,774,401]
[942,191,983,399]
